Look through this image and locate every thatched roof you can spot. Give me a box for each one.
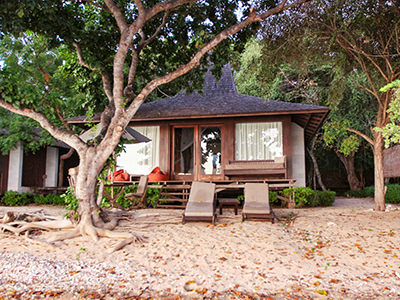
[69,64,329,142]
[135,65,328,119]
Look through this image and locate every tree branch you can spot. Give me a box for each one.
[101,72,114,103]
[345,127,374,146]
[73,42,100,72]
[55,106,72,133]
[0,99,86,152]
[135,0,146,16]
[124,10,171,98]
[103,0,128,32]
[84,0,110,11]
[140,10,170,50]
[125,0,306,118]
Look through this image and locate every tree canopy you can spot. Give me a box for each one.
[0,0,311,250]
[245,0,400,209]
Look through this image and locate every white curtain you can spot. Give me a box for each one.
[117,126,160,174]
[235,122,283,160]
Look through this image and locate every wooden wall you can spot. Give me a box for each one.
[0,154,9,194]
[384,145,400,178]
[22,148,46,187]
[129,115,294,180]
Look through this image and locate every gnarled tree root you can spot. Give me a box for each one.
[46,215,146,253]
[1,211,146,252]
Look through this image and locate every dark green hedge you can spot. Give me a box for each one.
[346,184,400,203]
[0,191,65,206]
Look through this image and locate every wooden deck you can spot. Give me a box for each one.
[145,178,296,208]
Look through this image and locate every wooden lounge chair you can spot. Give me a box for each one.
[125,175,148,208]
[242,183,275,223]
[182,182,217,225]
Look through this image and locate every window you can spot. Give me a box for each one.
[235,122,283,160]
[117,126,160,174]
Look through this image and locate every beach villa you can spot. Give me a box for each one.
[69,64,330,187]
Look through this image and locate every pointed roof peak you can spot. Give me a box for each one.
[203,63,237,95]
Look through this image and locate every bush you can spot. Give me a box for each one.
[385,184,400,203]
[279,187,335,208]
[112,184,162,209]
[346,184,400,203]
[1,191,34,206]
[269,191,279,206]
[33,194,65,206]
[312,190,336,207]
[281,187,315,207]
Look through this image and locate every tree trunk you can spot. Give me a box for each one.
[373,131,386,211]
[58,148,75,187]
[336,152,363,191]
[306,145,327,191]
[73,148,108,232]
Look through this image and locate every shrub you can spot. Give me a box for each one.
[281,187,315,207]
[145,187,161,208]
[1,191,34,206]
[33,194,65,206]
[385,184,400,203]
[346,184,400,203]
[312,190,336,207]
[346,186,374,198]
[61,187,78,212]
[269,191,279,206]
[113,184,162,209]
[346,189,365,198]
[279,187,335,208]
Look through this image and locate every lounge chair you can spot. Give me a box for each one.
[125,175,148,208]
[242,183,274,223]
[182,182,217,225]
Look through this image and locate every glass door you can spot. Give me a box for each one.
[198,126,222,180]
[173,127,195,180]
[172,125,223,181]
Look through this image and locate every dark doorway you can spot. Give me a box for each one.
[0,154,9,194]
[22,148,46,188]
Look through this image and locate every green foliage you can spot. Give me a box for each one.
[346,184,400,203]
[33,194,65,206]
[311,191,336,207]
[110,184,161,209]
[282,187,315,208]
[346,187,374,198]
[375,80,400,148]
[145,187,161,208]
[385,185,400,204]
[237,194,244,205]
[323,121,362,156]
[269,191,279,206]
[0,191,33,206]
[0,33,95,155]
[61,187,78,213]
[279,187,335,208]
[0,190,66,206]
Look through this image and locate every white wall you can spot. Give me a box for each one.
[291,123,306,187]
[45,147,59,187]
[7,142,23,192]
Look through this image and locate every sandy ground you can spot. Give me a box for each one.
[1,197,400,299]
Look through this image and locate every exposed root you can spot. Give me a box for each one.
[0,209,147,252]
[108,236,136,254]
[47,228,81,242]
[25,231,57,249]
[1,212,15,223]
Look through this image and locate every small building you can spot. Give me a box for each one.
[0,129,79,194]
[70,65,329,186]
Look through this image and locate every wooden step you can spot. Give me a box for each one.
[161,185,191,189]
[157,204,186,209]
[160,192,187,196]
[159,198,188,203]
